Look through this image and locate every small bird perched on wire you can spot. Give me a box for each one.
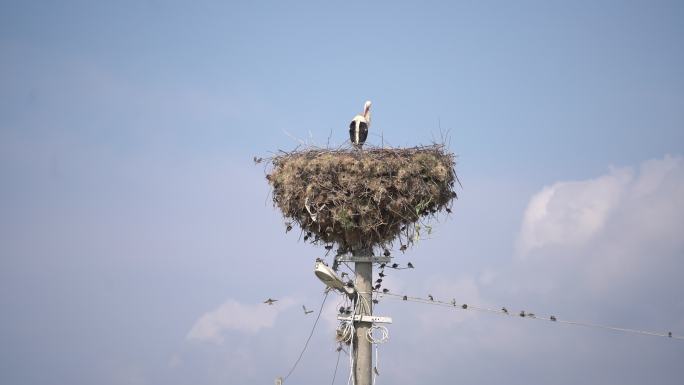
[349,100,371,149]
[264,298,278,305]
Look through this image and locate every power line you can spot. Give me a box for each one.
[330,348,342,385]
[377,291,683,341]
[282,290,330,383]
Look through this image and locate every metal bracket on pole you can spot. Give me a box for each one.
[337,315,393,324]
[335,254,392,264]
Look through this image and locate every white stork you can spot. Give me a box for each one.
[349,100,371,149]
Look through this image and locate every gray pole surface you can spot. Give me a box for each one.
[353,248,373,385]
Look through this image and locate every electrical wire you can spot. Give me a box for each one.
[357,292,373,315]
[366,325,389,385]
[345,302,357,385]
[282,290,330,383]
[341,262,356,277]
[329,290,358,385]
[378,291,684,341]
[338,290,378,385]
[366,325,389,344]
[373,343,379,385]
[330,347,342,385]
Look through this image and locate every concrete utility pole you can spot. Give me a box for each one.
[353,248,373,385]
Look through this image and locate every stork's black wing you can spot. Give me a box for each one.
[358,121,368,144]
[349,120,357,143]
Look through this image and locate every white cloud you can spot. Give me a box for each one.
[186,298,293,344]
[516,160,664,257]
[513,154,684,298]
[631,155,682,198]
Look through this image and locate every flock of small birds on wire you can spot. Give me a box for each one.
[264,256,681,341]
[262,252,416,316]
[262,247,681,343]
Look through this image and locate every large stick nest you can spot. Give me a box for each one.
[265,145,458,251]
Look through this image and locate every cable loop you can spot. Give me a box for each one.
[366,325,389,344]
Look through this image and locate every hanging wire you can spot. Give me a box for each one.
[366,325,389,385]
[341,262,356,277]
[378,291,683,341]
[282,290,330,383]
[373,343,379,385]
[373,342,380,385]
[327,290,359,385]
[330,347,342,385]
[343,298,357,385]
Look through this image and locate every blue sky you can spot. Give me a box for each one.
[1,1,683,384]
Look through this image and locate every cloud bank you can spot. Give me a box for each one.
[516,155,683,258]
[513,155,684,305]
